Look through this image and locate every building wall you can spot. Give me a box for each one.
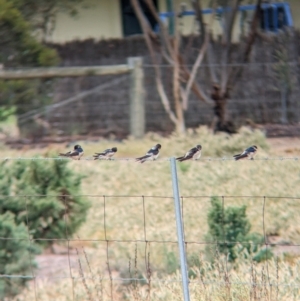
[49,0,300,43]
[49,0,122,42]
[289,0,300,29]
[47,32,300,138]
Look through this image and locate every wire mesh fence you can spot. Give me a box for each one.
[1,60,300,142]
[1,157,300,300]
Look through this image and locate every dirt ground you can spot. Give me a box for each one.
[267,137,300,155]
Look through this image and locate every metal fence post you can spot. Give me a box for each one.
[170,157,190,301]
[128,57,145,139]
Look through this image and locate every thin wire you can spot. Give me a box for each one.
[0,274,300,288]
[103,195,113,301]
[2,193,300,292]
[0,237,299,247]
[142,195,149,285]
[0,156,299,161]
[263,196,271,289]
[25,197,38,301]
[62,195,75,301]
[0,194,299,200]
[143,61,300,68]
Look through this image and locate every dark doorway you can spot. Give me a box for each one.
[120,0,158,37]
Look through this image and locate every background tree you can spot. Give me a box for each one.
[0,0,59,134]
[131,0,262,133]
[193,0,262,133]
[0,212,39,298]
[131,0,213,133]
[0,159,90,247]
[9,0,86,41]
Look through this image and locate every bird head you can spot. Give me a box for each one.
[155,144,162,149]
[196,145,202,150]
[74,145,82,150]
[253,145,258,150]
[111,147,117,152]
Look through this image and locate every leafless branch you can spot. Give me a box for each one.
[182,30,209,109]
[220,0,241,94]
[190,0,206,43]
[227,0,263,88]
[131,0,178,125]
[143,0,175,59]
[173,15,185,131]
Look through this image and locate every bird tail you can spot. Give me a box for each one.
[136,155,148,163]
[59,153,68,157]
[93,153,100,160]
[176,156,188,162]
[234,154,247,161]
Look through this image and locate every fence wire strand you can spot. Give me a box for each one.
[0,156,300,161]
[1,193,300,297]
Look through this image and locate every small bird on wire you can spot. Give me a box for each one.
[136,144,162,163]
[233,145,258,161]
[59,144,84,160]
[176,145,202,162]
[93,147,117,160]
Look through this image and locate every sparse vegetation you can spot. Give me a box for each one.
[0,127,299,300]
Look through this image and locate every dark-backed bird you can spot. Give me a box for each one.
[136,144,161,163]
[176,145,202,162]
[59,144,84,160]
[233,145,258,161]
[93,147,117,160]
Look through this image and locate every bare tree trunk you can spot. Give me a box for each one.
[173,20,185,133]
[193,0,262,133]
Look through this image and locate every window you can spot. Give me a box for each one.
[120,0,158,37]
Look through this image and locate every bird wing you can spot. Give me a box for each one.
[60,150,74,157]
[234,153,248,160]
[136,154,151,160]
[96,148,113,156]
[68,150,80,157]
[245,146,256,153]
[147,148,159,156]
[187,147,198,157]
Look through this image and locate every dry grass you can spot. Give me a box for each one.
[3,126,300,300]
[11,254,300,301]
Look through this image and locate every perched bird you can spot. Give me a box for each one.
[233,145,258,161]
[176,145,202,162]
[136,144,162,163]
[59,144,84,160]
[93,147,117,160]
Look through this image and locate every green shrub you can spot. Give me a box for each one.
[0,159,90,247]
[206,197,272,262]
[0,212,38,298]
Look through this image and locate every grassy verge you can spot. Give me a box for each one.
[4,126,300,300]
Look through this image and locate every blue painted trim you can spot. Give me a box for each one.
[156,2,293,33]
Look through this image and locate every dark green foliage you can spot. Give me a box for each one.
[253,248,273,263]
[0,159,89,247]
[207,197,251,261]
[0,0,60,128]
[0,0,59,67]
[10,0,85,40]
[0,212,38,298]
[206,197,272,262]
